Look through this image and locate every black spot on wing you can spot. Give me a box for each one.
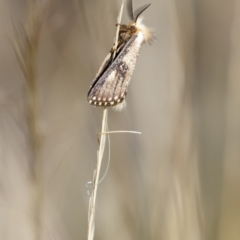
[118,62,129,79]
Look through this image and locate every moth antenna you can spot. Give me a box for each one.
[133,3,151,22]
[127,0,134,21]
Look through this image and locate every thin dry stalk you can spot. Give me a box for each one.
[101,130,141,135]
[87,1,125,240]
[113,0,125,59]
[87,108,108,240]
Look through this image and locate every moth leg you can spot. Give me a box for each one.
[115,23,127,28]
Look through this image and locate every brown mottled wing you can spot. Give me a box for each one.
[87,34,138,107]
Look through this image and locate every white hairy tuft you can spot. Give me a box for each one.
[136,16,155,44]
[113,99,126,111]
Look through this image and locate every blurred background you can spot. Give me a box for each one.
[0,0,240,239]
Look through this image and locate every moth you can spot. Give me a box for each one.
[87,0,154,110]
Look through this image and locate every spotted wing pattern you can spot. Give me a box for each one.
[87,34,142,107]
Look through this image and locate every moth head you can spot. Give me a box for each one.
[126,0,154,44]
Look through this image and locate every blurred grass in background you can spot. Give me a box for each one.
[0,0,240,239]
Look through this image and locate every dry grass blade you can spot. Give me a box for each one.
[87,1,126,240]
[113,0,126,59]
[100,130,141,135]
[87,108,108,240]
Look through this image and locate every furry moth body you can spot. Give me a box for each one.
[87,0,154,110]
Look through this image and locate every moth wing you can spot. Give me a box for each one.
[88,41,126,93]
[133,3,151,21]
[90,52,112,86]
[88,35,137,106]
